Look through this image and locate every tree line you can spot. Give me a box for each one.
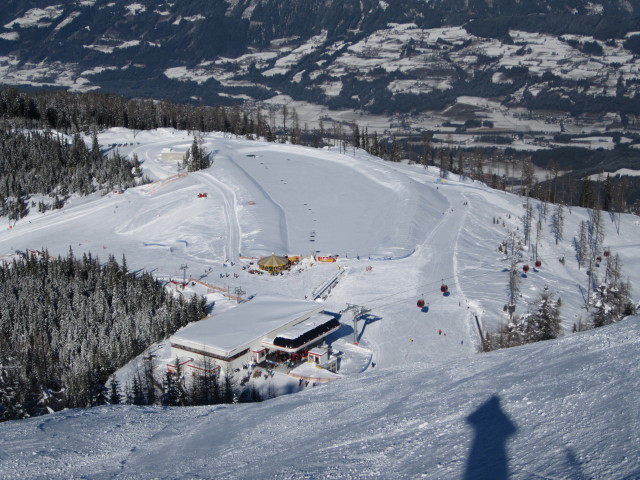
[0,251,207,421]
[0,125,144,220]
[0,87,271,138]
[2,86,639,215]
[118,355,265,410]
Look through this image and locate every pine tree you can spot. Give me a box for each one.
[128,377,146,406]
[551,204,564,245]
[588,207,604,258]
[456,150,464,177]
[109,375,122,405]
[351,121,360,149]
[161,370,178,406]
[290,108,301,144]
[0,361,28,421]
[580,178,593,208]
[522,195,533,246]
[143,356,157,405]
[521,158,535,194]
[438,149,448,178]
[168,358,188,406]
[191,364,219,406]
[90,130,101,164]
[87,366,109,407]
[576,221,588,269]
[281,105,288,135]
[371,131,379,157]
[603,174,613,211]
[185,134,210,172]
[590,254,637,328]
[498,287,562,348]
[223,364,235,404]
[523,288,562,342]
[390,136,400,162]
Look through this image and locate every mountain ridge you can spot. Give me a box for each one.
[3,0,640,116]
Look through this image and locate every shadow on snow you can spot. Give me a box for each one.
[464,395,517,480]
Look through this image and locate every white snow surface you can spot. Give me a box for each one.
[124,3,146,15]
[1,320,638,479]
[0,128,639,479]
[3,6,64,29]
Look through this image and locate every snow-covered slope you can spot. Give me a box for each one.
[0,318,638,479]
[0,129,639,478]
[2,128,637,340]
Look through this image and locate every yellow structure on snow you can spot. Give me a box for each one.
[257,253,290,273]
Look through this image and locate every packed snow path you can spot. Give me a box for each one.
[324,177,478,366]
[194,169,242,263]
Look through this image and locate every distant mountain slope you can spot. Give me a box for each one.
[2,0,640,118]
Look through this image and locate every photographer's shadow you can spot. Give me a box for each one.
[464,395,517,480]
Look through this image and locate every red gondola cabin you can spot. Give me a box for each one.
[523,265,530,273]
[535,260,541,268]
[417,299,425,308]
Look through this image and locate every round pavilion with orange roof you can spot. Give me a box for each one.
[257,253,290,274]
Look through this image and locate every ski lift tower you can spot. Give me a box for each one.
[343,303,371,345]
[234,286,246,304]
[180,264,189,287]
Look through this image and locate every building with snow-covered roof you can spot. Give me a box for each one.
[169,294,341,373]
[160,151,187,163]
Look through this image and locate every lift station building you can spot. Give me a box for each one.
[169,294,341,374]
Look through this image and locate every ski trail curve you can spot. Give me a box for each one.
[128,136,192,181]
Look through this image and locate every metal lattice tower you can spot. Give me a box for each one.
[342,303,371,345]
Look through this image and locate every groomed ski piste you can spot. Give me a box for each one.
[0,128,639,479]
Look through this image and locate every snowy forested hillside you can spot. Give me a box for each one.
[0,128,639,478]
[0,126,144,220]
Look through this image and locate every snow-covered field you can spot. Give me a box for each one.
[0,129,639,478]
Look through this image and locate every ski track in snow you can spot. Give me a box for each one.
[220,148,291,255]
[195,169,242,262]
[2,320,638,479]
[127,133,193,181]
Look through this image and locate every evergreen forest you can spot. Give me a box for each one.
[0,251,207,421]
[0,126,143,220]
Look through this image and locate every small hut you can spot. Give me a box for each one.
[258,253,290,274]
